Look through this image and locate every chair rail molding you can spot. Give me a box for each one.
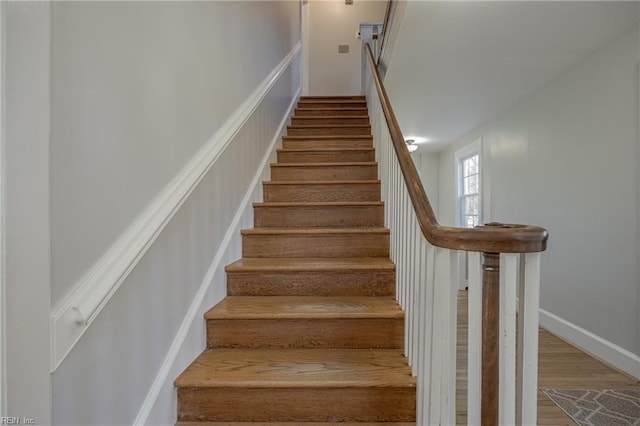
[50,42,302,372]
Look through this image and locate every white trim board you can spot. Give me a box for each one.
[50,42,302,372]
[133,88,300,426]
[539,308,640,381]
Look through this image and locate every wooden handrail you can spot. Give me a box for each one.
[364,43,548,254]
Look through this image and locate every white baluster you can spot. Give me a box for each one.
[430,247,457,424]
[410,217,421,373]
[518,253,541,426]
[421,242,436,423]
[402,187,409,313]
[442,249,458,426]
[404,204,412,359]
[467,251,482,425]
[500,253,518,425]
[395,162,402,298]
[415,237,425,423]
[407,214,415,364]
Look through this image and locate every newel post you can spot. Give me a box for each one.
[481,252,500,426]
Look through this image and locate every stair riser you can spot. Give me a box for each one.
[242,233,389,257]
[295,108,369,117]
[277,150,375,163]
[287,126,371,136]
[178,387,416,422]
[227,271,396,296]
[207,318,403,349]
[263,183,381,202]
[271,165,378,181]
[291,117,369,125]
[297,101,367,108]
[300,96,366,101]
[282,138,373,149]
[254,205,383,228]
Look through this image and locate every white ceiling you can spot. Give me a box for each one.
[383,1,640,153]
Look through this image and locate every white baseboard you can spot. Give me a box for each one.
[132,87,300,426]
[539,308,640,381]
[49,42,302,372]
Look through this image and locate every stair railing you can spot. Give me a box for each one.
[363,42,548,425]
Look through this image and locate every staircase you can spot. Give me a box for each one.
[175,96,416,424]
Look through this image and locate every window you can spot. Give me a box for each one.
[461,154,480,227]
[456,140,481,228]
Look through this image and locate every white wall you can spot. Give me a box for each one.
[377,0,406,78]
[438,25,640,362]
[4,1,301,424]
[50,1,300,305]
[4,2,52,422]
[308,0,386,95]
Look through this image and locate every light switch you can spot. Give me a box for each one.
[338,44,349,54]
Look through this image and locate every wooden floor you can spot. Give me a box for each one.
[456,291,639,425]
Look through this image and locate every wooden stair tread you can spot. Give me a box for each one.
[292,115,370,119]
[271,162,377,167]
[264,179,380,185]
[263,181,381,203]
[270,163,377,181]
[205,296,402,320]
[300,95,366,100]
[294,108,369,117]
[276,148,375,164]
[241,227,389,235]
[298,98,366,102]
[254,201,383,207]
[225,257,395,272]
[291,117,370,126]
[296,106,368,109]
[297,102,367,107]
[288,124,370,129]
[282,135,372,140]
[174,349,415,388]
[295,110,367,117]
[277,147,374,152]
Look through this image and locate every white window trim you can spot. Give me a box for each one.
[455,138,483,228]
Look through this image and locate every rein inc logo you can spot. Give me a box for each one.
[0,418,35,425]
